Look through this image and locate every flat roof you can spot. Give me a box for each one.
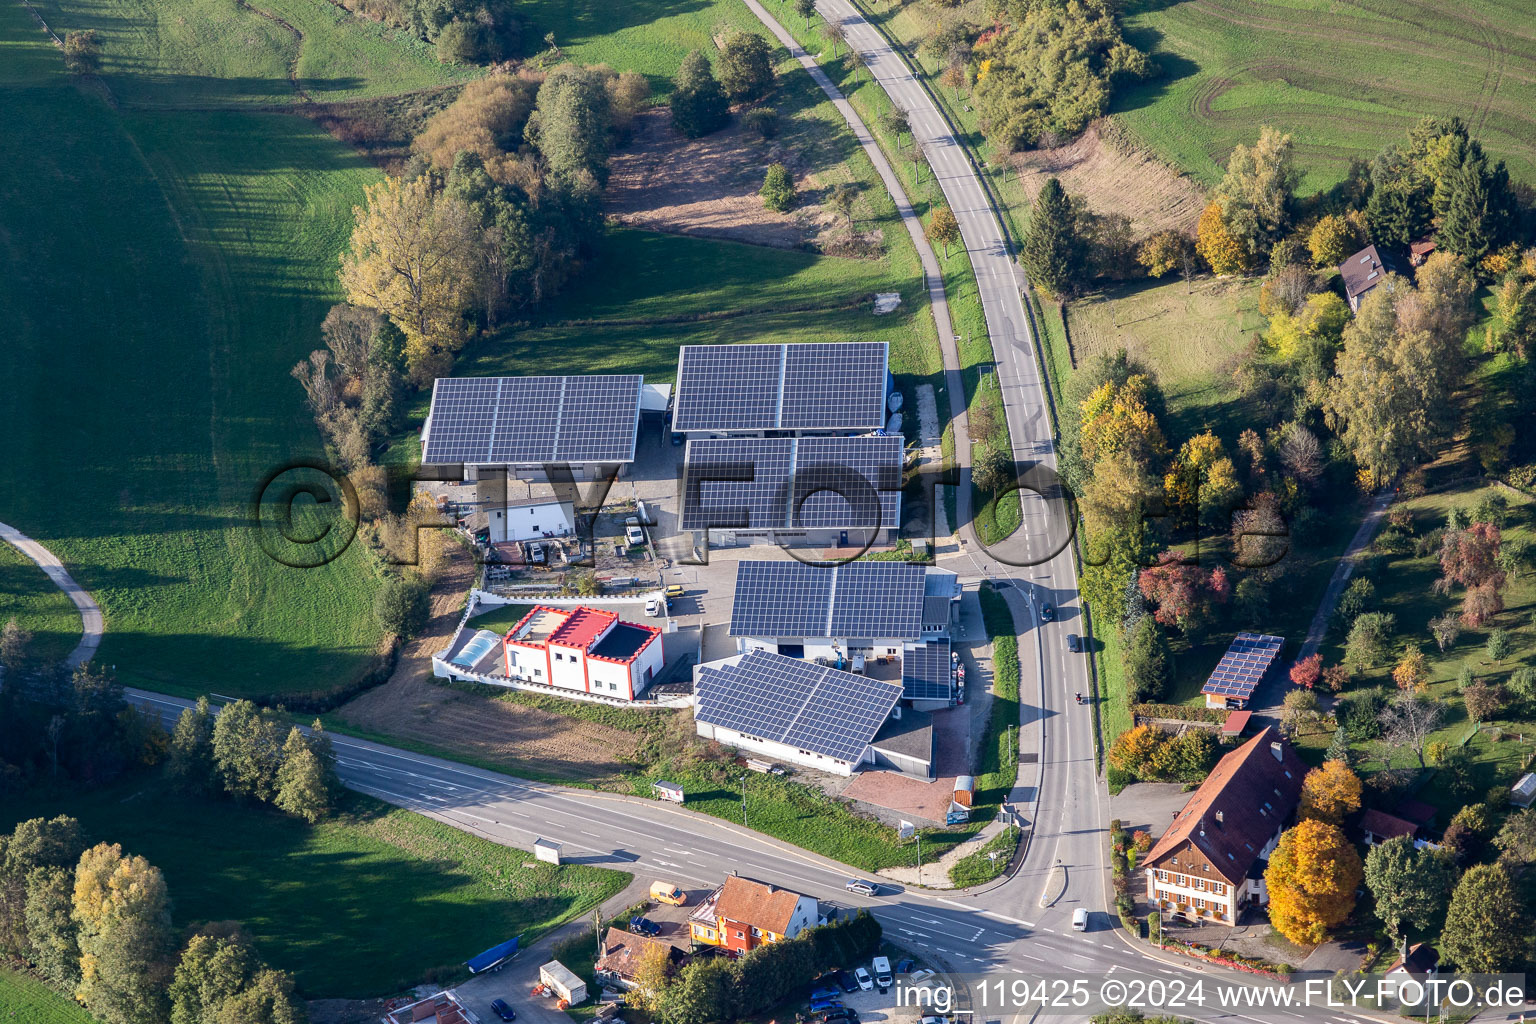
[871,708,934,762]
[589,621,655,661]
[681,435,903,532]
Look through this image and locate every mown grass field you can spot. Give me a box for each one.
[0,1,392,699]
[0,543,81,666]
[0,967,94,1023]
[0,781,628,998]
[1115,0,1536,191]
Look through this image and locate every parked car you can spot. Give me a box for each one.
[809,998,842,1013]
[650,880,686,905]
[1066,633,1081,653]
[629,916,661,937]
[919,1017,948,1024]
[626,525,645,546]
[810,988,841,1002]
[826,969,856,993]
[490,999,517,1021]
[845,879,877,897]
[854,967,874,991]
[1040,603,1055,622]
[645,598,661,617]
[665,584,686,599]
[818,1009,858,1023]
[895,958,915,974]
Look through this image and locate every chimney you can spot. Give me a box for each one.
[892,705,902,720]
[1215,809,1224,826]
[1271,741,1283,762]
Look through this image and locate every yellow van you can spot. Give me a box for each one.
[664,585,686,600]
[650,880,687,906]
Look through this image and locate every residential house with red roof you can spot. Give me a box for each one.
[688,874,818,956]
[503,605,664,701]
[1142,727,1306,925]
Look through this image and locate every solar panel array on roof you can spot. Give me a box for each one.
[1201,633,1284,700]
[671,342,887,433]
[902,639,953,701]
[695,650,902,763]
[729,561,928,639]
[421,375,642,464]
[680,436,902,531]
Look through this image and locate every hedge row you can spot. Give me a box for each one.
[1132,703,1229,724]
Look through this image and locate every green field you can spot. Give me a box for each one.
[0,543,81,666]
[0,968,94,1023]
[1114,0,1536,192]
[0,0,387,699]
[1,781,627,997]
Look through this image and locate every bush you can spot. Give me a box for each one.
[759,163,796,212]
[373,573,430,639]
[717,32,775,101]
[742,106,779,138]
[670,51,728,138]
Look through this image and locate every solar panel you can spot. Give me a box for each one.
[671,342,888,434]
[695,651,903,763]
[681,436,902,532]
[421,375,641,465]
[902,639,953,701]
[729,561,928,639]
[1201,633,1284,699]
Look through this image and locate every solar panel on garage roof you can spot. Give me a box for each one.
[671,342,887,433]
[728,561,928,639]
[1200,633,1284,699]
[902,639,953,701]
[695,651,903,763]
[421,375,641,464]
[680,436,901,531]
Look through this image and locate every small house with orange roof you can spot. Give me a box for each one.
[503,605,664,701]
[688,874,818,956]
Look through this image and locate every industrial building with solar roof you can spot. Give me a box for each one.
[418,374,644,481]
[680,434,904,548]
[670,342,891,439]
[693,650,927,777]
[729,560,962,709]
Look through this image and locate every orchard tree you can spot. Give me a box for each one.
[1441,863,1531,972]
[880,107,910,148]
[1379,692,1444,768]
[1363,836,1455,951]
[670,51,728,138]
[1391,644,1427,692]
[718,32,775,102]
[794,0,817,28]
[1345,611,1396,668]
[827,183,858,234]
[1280,688,1322,736]
[1265,819,1362,944]
[759,163,796,213]
[1299,760,1362,825]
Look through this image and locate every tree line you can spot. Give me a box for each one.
[0,816,306,1024]
[630,911,881,1024]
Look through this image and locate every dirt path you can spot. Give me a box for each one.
[0,521,102,669]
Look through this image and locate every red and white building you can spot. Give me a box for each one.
[502,606,664,701]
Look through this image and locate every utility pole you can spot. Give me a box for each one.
[593,906,601,965]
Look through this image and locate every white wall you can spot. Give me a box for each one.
[588,656,634,700]
[488,501,575,543]
[695,722,862,776]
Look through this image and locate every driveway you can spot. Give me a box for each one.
[0,520,102,668]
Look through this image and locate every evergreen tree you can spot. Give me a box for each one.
[669,51,729,139]
[167,697,216,795]
[274,727,334,824]
[717,32,775,101]
[1439,144,1516,269]
[759,163,796,213]
[1020,177,1084,295]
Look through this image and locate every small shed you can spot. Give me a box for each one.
[952,775,976,808]
[540,960,588,1005]
[652,780,684,803]
[533,838,562,865]
[1511,772,1536,809]
[1358,809,1418,846]
[1221,709,1251,739]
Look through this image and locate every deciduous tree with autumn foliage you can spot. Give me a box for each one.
[1264,818,1363,945]
[1299,760,1362,825]
[1435,521,1506,627]
[1137,555,1232,634]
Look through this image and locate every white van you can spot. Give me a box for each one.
[1072,908,1089,931]
[872,955,893,991]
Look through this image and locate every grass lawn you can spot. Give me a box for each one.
[465,601,536,634]
[1114,0,1536,192]
[0,543,81,667]
[0,0,424,699]
[1065,274,1266,440]
[0,779,628,998]
[1297,482,1536,814]
[0,967,94,1023]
